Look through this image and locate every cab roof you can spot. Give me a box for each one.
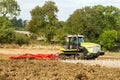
[67,35,84,38]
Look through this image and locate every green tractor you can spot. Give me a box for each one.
[59,35,104,60]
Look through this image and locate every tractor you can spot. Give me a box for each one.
[59,35,104,60]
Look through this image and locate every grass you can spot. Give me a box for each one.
[20,44,60,50]
[0,44,61,50]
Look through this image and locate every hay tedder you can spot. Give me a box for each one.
[10,35,104,60]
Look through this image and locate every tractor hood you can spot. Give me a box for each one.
[81,42,100,47]
[81,42,101,53]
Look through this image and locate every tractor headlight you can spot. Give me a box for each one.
[87,47,94,52]
[87,46,101,53]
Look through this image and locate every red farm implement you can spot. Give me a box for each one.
[9,53,59,60]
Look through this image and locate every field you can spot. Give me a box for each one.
[0,46,120,80]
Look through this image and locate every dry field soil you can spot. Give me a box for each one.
[0,48,120,80]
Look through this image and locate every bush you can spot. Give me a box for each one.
[30,33,37,40]
[14,33,30,46]
[117,30,120,42]
[0,28,30,45]
[58,34,66,45]
[0,17,15,44]
[55,28,67,45]
[0,17,30,46]
[98,30,117,50]
[0,27,15,43]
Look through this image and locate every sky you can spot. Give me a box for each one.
[17,0,120,21]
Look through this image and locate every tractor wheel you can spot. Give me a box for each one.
[74,54,79,60]
[78,53,84,60]
[59,54,66,60]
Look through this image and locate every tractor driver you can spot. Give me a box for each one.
[69,37,77,49]
[73,37,77,45]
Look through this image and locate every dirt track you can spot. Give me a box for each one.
[0,49,120,80]
[62,60,120,68]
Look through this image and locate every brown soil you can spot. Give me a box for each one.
[0,49,120,80]
[0,60,120,80]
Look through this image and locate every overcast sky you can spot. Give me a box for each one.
[17,0,120,21]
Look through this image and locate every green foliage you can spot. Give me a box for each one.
[0,27,15,43]
[66,5,120,42]
[14,33,30,46]
[66,6,102,41]
[10,17,27,30]
[0,1,29,46]
[57,34,66,45]
[44,26,56,43]
[55,29,66,45]
[94,5,120,30]
[54,21,67,45]
[25,2,120,50]
[0,16,12,28]
[0,0,20,17]
[0,17,15,43]
[28,1,58,43]
[0,17,29,45]
[117,30,120,42]
[30,33,37,40]
[98,30,117,50]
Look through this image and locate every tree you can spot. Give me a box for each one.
[0,0,29,45]
[10,17,27,30]
[66,5,120,42]
[0,0,24,44]
[55,21,67,44]
[28,1,58,43]
[93,5,120,30]
[66,9,84,34]
[0,0,20,18]
[0,17,29,44]
[98,30,117,50]
[66,6,100,41]
[0,16,15,43]
[0,16,12,28]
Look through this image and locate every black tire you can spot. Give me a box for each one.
[59,54,66,60]
[74,54,78,60]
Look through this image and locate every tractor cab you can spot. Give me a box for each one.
[67,35,84,49]
[60,35,84,52]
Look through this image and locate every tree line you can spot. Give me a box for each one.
[0,0,29,45]
[0,0,120,50]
